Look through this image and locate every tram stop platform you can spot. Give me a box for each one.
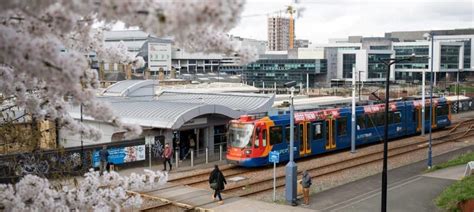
[133,183,314,212]
[304,146,474,212]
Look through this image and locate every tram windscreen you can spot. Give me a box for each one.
[228,123,254,148]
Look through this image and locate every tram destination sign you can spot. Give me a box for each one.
[269,151,280,163]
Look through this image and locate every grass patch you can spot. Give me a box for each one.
[448,85,474,93]
[435,175,474,211]
[428,151,474,172]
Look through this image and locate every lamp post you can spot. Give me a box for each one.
[379,54,417,212]
[424,32,435,169]
[284,81,297,206]
[358,70,362,102]
[351,66,356,153]
[457,69,461,113]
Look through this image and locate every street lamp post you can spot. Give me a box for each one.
[424,32,435,169]
[351,66,356,153]
[379,54,416,212]
[284,81,297,206]
[457,69,460,113]
[358,70,362,102]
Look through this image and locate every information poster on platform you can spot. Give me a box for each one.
[93,145,146,167]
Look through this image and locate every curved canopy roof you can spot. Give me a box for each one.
[71,87,274,130]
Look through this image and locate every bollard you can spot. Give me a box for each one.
[206,147,209,164]
[191,150,194,167]
[219,144,223,161]
[175,151,179,169]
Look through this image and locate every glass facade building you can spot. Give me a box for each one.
[244,59,327,88]
[368,54,391,79]
[464,40,471,69]
[440,45,461,69]
[393,45,429,69]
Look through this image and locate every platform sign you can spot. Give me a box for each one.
[269,151,280,163]
[269,151,280,202]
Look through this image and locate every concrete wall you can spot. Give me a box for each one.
[59,120,116,148]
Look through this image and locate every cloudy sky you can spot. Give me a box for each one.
[229,0,474,43]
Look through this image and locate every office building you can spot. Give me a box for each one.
[243,59,327,88]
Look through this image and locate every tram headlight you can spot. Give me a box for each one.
[245,149,252,155]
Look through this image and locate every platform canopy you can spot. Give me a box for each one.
[70,89,274,130]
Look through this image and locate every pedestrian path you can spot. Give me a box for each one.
[133,182,315,212]
[304,146,474,211]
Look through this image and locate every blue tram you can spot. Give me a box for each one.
[226,98,451,167]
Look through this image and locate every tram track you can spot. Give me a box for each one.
[131,117,474,210]
[167,118,474,189]
[222,120,474,197]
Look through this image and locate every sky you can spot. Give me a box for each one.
[228,0,474,44]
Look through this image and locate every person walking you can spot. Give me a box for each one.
[99,145,109,175]
[162,143,173,171]
[301,170,312,205]
[209,165,227,204]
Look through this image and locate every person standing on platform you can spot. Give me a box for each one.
[99,145,109,175]
[162,143,173,171]
[209,165,227,204]
[301,170,312,205]
[187,135,196,159]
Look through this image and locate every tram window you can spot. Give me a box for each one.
[299,124,304,152]
[270,126,283,145]
[337,117,348,136]
[357,115,366,129]
[262,129,267,147]
[393,112,402,123]
[437,105,449,116]
[254,129,259,148]
[285,126,297,143]
[376,112,385,126]
[312,122,323,140]
[367,114,376,128]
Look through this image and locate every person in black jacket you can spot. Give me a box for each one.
[209,165,227,204]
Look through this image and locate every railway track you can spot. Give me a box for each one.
[222,119,474,197]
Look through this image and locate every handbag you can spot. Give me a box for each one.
[210,182,218,190]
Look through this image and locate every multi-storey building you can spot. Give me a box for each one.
[267,16,295,51]
[243,59,327,88]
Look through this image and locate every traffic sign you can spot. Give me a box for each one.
[269,151,280,163]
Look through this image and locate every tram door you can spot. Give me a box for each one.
[299,122,312,156]
[415,107,421,132]
[416,106,435,132]
[253,124,267,156]
[325,119,336,150]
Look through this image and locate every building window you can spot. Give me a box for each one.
[342,54,355,79]
[463,40,471,69]
[440,45,460,70]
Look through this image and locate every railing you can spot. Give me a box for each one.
[171,143,227,169]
